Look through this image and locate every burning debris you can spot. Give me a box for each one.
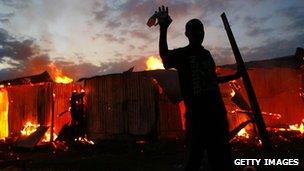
[237,128,250,139]
[74,135,94,145]
[20,122,40,136]
[267,119,304,134]
[42,129,58,143]
[288,119,304,134]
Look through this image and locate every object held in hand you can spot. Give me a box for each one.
[147,12,159,27]
[147,6,171,28]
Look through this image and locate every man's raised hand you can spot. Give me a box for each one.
[158,6,172,29]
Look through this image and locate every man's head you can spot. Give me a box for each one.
[185,19,205,46]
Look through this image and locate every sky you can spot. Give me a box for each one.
[0,0,303,80]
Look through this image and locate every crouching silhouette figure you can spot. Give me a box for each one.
[157,6,240,171]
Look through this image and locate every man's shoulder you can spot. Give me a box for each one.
[171,46,188,53]
[201,47,211,55]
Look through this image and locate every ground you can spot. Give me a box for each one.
[1,131,304,171]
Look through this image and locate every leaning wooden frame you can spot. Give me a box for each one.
[221,13,273,155]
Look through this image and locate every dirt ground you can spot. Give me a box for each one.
[1,131,304,171]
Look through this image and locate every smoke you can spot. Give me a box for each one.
[0,28,152,81]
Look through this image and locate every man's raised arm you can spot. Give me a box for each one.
[158,6,172,62]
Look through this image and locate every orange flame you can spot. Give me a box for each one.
[49,64,73,84]
[289,119,304,134]
[21,122,40,136]
[237,128,250,139]
[74,135,94,145]
[55,75,73,84]
[145,56,164,70]
[0,88,9,139]
[230,90,235,97]
[178,101,186,130]
[21,121,58,142]
[42,130,58,142]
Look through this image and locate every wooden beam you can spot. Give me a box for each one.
[221,13,272,154]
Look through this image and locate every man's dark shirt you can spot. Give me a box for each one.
[162,45,218,100]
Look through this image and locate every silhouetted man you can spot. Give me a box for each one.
[157,6,240,171]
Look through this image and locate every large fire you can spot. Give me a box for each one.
[145,56,164,70]
[49,64,73,84]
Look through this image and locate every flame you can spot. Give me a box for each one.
[0,89,9,139]
[74,135,94,145]
[145,56,164,70]
[237,128,250,139]
[178,101,186,130]
[21,122,40,136]
[49,64,73,84]
[42,130,58,142]
[21,121,58,142]
[230,90,235,97]
[289,119,304,134]
[55,76,73,84]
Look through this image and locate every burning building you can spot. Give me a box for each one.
[81,47,304,140]
[0,48,303,143]
[84,69,183,140]
[0,71,79,143]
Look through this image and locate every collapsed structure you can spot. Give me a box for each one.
[0,48,303,142]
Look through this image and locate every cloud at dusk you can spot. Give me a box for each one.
[0,0,303,80]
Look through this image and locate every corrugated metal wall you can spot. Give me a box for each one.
[158,93,183,138]
[85,74,125,139]
[85,71,184,140]
[219,67,303,126]
[7,83,51,135]
[5,83,76,136]
[248,68,303,125]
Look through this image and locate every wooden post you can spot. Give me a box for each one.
[221,13,272,154]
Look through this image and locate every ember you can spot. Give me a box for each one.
[74,135,94,145]
[288,119,304,134]
[145,56,164,70]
